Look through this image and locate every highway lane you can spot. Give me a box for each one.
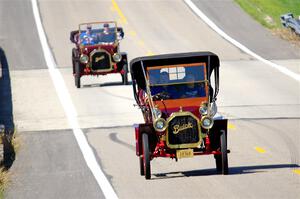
[0,0,46,70]
[2,1,107,198]
[86,122,299,198]
[4,0,300,198]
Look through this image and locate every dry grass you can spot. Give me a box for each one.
[0,170,10,198]
[272,28,300,47]
[0,131,19,199]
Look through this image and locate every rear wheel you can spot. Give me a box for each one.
[220,131,228,174]
[142,133,151,179]
[74,60,81,88]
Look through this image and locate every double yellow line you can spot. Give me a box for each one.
[111,0,127,25]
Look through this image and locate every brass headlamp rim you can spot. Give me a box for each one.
[200,115,214,129]
[153,118,168,132]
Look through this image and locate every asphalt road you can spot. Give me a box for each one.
[2,0,300,198]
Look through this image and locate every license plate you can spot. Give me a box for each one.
[176,149,194,159]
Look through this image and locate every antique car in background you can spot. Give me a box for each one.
[70,21,128,88]
[280,13,300,36]
[130,52,229,179]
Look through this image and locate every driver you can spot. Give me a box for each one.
[80,25,96,45]
[150,71,178,100]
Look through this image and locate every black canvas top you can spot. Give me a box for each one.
[130,51,220,90]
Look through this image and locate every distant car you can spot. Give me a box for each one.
[130,52,229,180]
[70,21,128,88]
[280,13,300,35]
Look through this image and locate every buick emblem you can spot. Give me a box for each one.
[173,122,193,134]
[95,55,105,63]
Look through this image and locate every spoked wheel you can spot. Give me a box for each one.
[142,133,151,179]
[215,131,228,174]
[139,156,144,176]
[121,64,128,85]
[74,60,81,88]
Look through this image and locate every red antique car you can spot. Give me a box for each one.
[70,21,128,88]
[130,52,229,179]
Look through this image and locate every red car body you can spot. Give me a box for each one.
[70,21,128,88]
[130,52,229,179]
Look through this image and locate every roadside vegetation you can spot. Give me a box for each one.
[234,0,300,45]
[0,131,18,199]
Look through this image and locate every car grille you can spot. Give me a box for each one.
[90,50,112,71]
[167,115,200,148]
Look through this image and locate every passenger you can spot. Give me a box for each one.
[180,73,206,98]
[80,25,96,45]
[97,23,116,43]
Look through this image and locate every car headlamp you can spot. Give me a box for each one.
[152,108,162,119]
[201,116,214,129]
[80,54,89,64]
[153,118,167,132]
[112,53,122,62]
[199,103,208,115]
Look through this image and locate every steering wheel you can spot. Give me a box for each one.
[153,92,170,100]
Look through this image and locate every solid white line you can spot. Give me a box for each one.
[31,0,118,198]
[184,0,300,82]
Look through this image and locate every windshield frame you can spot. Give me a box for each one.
[147,63,208,100]
[147,63,208,86]
[78,21,118,46]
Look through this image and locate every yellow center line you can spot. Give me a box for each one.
[228,123,236,130]
[137,40,145,47]
[293,169,300,175]
[111,0,154,56]
[111,0,127,25]
[129,30,137,37]
[146,50,155,56]
[254,147,266,154]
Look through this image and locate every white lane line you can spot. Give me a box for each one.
[184,0,300,82]
[31,0,118,198]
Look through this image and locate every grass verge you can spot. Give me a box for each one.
[0,131,18,199]
[234,0,300,45]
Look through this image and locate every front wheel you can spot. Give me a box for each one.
[74,60,81,88]
[142,133,151,179]
[139,156,144,176]
[220,131,228,174]
[121,64,128,85]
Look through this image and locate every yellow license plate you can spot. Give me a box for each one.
[176,149,194,159]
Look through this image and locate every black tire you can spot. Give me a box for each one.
[72,49,75,72]
[215,154,222,173]
[139,156,145,176]
[220,131,228,175]
[142,133,151,179]
[122,64,128,85]
[74,60,81,88]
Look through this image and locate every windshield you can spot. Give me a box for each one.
[79,22,117,46]
[148,64,207,100]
